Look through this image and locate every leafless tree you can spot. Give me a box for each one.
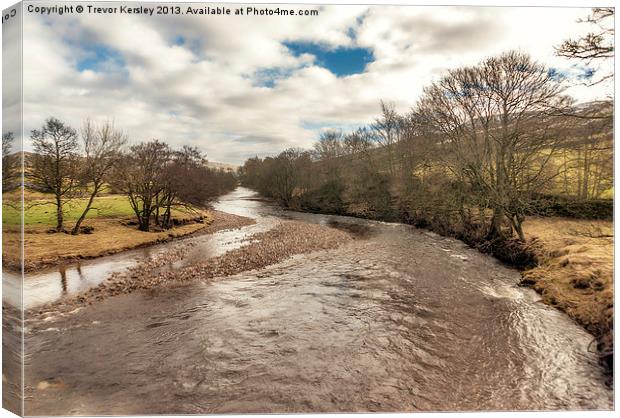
[314,130,345,184]
[155,146,206,228]
[30,118,80,231]
[417,51,571,240]
[372,101,403,176]
[556,8,614,86]
[559,102,613,199]
[2,131,19,192]
[113,140,171,232]
[271,148,307,205]
[71,120,126,235]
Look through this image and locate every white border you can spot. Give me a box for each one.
[0,1,616,418]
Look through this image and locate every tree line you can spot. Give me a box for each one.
[240,50,613,245]
[2,118,236,234]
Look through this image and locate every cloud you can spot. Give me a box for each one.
[20,3,612,164]
[2,8,23,148]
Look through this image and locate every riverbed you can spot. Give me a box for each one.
[9,188,615,413]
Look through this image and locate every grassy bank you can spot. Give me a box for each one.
[2,191,136,226]
[2,192,211,271]
[521,218,613,370]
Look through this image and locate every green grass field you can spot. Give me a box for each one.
[2,195,137,226]
[3,194,201,226]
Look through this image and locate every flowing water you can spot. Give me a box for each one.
[11,188,614,413]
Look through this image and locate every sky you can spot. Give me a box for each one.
[6,2,614,164]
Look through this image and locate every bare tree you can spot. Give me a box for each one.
[271,148,306,205]
[113,140,171,232]
[417,51,571,240]
[156,146,205,228]
[372,101,403,176]
[556,8,614,86]
[314,130,344,184]
[30,118,80,232]
[557,102,613,200]
[114,141,235,231]
[71,120,126,235]
[396,111,436,196]
[2,131,19,192]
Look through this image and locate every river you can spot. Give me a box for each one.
[12,188,614,413]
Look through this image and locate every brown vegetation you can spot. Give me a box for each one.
[520,217,613,369]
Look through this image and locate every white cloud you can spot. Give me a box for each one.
[20,3,613,164]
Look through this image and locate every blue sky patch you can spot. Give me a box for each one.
[76,44,125,72]
[548,66,596,82]
[577,67,595,80]
[283,41,374,77]
[547,67,565,81]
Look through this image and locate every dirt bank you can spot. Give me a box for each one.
[28,220,352,321]
[3,210,254,273]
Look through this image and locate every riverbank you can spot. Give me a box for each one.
[520,217,614,370]
[3,215,209,273]
[4,213,224,273]
[2,192,247,272]
[28,220,352,320]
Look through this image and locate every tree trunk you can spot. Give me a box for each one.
[139,201,151,232]
[139,215,150,232]
[162,205,172,229]
[71,186,99,235]
[55,193,64,232]
[511,214,526,242]
[489,206,505,239]
[582,142,591,200]
[154,204,160,227]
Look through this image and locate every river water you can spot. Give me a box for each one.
[17,188,614,414]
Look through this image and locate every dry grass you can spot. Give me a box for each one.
[522,217,613,364]
[2,211,212,272]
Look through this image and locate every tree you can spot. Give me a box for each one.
[372,101,403,176]
[417,51,571,240]
[559,101,613,200]
[114,141,236,231]
[271,148,305,205]
[113,140,171,232]
[556,8,614,86]
[2,131,19,192]
[71,120,126,235]
[30,118,79,232]
[314,130,344,182]
[156,145,205,228]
